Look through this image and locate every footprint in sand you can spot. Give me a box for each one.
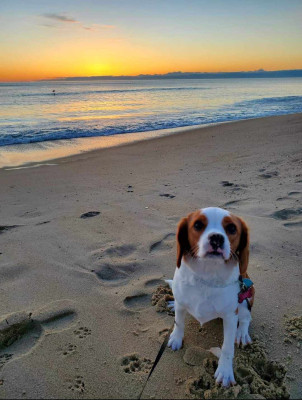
[100,244,136,258]
[67,375,85,393]
[159,193,175,199]
[35,220,50,226]
[144,278,165,288]
[276,197,291,202]
[220,181,235,187]
[80,211,100,219]
[221,198,251,208]
[0,301,77,369]
[258,171,279,179]
[149,233,175,253]
[220,181,246,192]
[123,294,151,311]
[0,225,20,235]
[120,353,152,374]
[271,208,302,220]
[89,244,139,286]
[93,262,140,285]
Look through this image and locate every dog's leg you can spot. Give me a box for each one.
[214,313,238,387]
[167,301,186,351]
[236,301,252,346]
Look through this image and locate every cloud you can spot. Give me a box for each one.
[39,23,57,28]
[42,13,78,23]
[82,24,115,31]
[40,14,115,31]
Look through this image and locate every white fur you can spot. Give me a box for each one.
[168,207,252,387]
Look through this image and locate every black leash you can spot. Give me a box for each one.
[137,322,175,399]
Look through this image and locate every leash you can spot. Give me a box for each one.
[137,321,175,399]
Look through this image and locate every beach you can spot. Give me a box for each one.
[0,113,302,398]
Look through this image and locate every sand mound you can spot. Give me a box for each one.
[151,284,174,315]
[187,341,289,399]
[285,315,302,341]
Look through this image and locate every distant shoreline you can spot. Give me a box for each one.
[1,69,302,84]
[47,69,302,82]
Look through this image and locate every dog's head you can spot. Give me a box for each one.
[177,207,249,275]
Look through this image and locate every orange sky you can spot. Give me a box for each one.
[1,0,301,82]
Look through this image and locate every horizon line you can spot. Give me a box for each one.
[1,68,302,83]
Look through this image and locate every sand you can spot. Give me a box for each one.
[0,113,301,399]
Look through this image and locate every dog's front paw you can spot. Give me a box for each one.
[214,359,236,387]
[235,324,252,347]
[167,301,175,312]
[168,329,183,351]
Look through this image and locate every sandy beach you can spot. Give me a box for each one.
[0,113,301,399]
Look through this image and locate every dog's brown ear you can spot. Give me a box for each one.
[177,217,190,268]
[237,217,249,277]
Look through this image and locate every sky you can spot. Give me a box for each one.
[0,0,302,82]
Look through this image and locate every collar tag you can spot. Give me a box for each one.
[238,275,254,304]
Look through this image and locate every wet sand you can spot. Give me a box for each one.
[0,113,301,398]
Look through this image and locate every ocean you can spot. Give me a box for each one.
[0,77,302,147]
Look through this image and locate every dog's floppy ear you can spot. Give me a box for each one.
[237,217,249,277]
[177,217,190,268]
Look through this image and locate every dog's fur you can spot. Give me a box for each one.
[167,207,254,387]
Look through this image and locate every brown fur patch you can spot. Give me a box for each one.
[177,211,208,267]
[222,214,249,276]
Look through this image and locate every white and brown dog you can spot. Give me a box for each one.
[167,207,255,387]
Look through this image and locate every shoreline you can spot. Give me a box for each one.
[0,113,301,398]
[0,123,205,169]
[1,113,301,169]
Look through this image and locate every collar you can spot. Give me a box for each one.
[238,275,254,310]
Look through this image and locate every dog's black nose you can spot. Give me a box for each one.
[209,234,224,249]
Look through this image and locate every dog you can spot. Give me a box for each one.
[167,207,255,387]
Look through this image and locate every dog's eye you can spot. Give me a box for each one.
[226,223,237,234]
[194,221,204,231]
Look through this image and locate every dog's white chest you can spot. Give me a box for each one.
[172,262,239,323]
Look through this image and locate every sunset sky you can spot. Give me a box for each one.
[1,0,302,82]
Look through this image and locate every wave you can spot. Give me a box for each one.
[235,95,302,106]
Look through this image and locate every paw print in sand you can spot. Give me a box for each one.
[0,353,13,368]
[121,353,152,374]
[59,343,77,356]
[74,327,91,339]
[67,376,85,393]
